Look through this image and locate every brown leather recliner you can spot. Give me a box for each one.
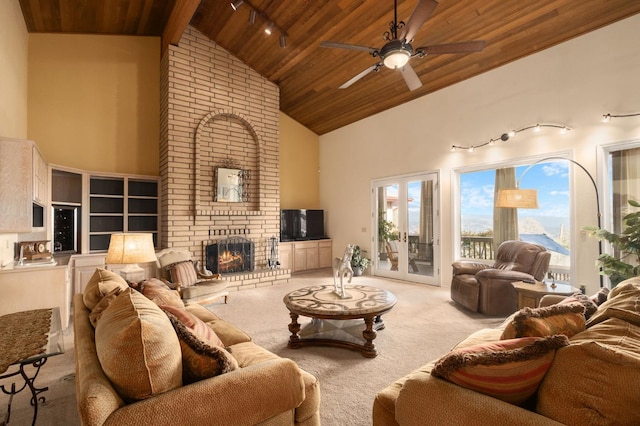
[451,240,551,316]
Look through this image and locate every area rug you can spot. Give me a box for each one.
[207,270,505,426]
[4,270,505,425]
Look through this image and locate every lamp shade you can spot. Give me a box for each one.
[495,189,539,209]
[106,233,157,264]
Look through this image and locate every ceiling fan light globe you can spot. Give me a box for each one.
[383,51,411,69]
[380,40,413,69]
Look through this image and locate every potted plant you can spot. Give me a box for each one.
[584,199,640,287]
[378,215,398,260]
[350,245,371,276]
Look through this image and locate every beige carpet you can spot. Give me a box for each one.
[4,270,505,425]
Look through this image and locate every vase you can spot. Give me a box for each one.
[352,266,363,276]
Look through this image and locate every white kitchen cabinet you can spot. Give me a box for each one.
[32,145,48,206]
[0,264,71,329]
[0,138,34,232]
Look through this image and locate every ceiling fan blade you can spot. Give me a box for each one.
[339,64,380,89]
[416,40,487,55]
[400,63,422,91]
[399,0,438,42]
[320,41,377,53]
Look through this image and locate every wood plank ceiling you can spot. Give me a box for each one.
[18,0,640,135]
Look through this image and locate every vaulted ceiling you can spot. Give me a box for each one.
[18,0,640,135]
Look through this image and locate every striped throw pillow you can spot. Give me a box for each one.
[431,335,569,405]
[167,260,198,287]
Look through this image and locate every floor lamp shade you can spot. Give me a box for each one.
[495,189,539,209]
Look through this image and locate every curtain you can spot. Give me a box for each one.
[612,147,640,234]
[493,167,519,254]
[419,180,433,262]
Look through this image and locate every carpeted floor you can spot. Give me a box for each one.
[4,269,505,425]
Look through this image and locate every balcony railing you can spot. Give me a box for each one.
[460,236,494,260]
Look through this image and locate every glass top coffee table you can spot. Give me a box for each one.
[283,284,397,358]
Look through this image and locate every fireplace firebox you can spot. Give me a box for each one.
[206,237,255,274]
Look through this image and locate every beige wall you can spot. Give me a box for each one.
[27,34,160,176]
[319,14,640,294]
[0,0,28,139]
[279,112,320,209]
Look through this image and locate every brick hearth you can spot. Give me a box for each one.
[160,26,289,290]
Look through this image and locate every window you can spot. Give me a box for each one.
[457,159,570,280]
[602,142,640,273]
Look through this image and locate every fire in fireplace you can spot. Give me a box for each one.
[206,237,255,274]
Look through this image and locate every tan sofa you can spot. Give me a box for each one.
[374,277,640,425]
[74,269,320,426]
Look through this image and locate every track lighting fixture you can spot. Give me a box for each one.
[450,123,571,152]
[264,21,274,35]
[602,112,640,122]
[230,2,287,48]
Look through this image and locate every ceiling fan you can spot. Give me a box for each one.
[321,0,486,91]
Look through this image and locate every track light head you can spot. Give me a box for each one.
[279,34,287,48]
[231,0,244,11]
[264,21,274,35]
[249,9,257,24]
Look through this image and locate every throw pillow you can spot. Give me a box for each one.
[558,292,598,320]
[501,303,586,339]
[589,287,610,306]
[165,311,239,384]
[140,278,185,309]
[161,305,224,347]
[94,288,182,401]
[89,286,122,327]
[83,268,129,310]
[431,335,569,405]
[167,260,197,288]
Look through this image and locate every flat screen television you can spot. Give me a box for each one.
[280,209,326,241]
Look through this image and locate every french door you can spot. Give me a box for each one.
[371,172,439,285]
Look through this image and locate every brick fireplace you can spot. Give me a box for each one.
[159,26,289,291]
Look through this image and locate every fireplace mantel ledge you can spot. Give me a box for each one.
[196,210,268,216]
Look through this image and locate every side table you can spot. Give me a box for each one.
[512,281,579,309]
[0,307,64,426]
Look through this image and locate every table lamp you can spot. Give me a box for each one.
[106,233,157,282]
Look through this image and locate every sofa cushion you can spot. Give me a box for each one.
[180,279,227,300]
[501,303,585,339]
[431,335,569,405]
[164,310,238,384]
[140,278,185,309]
[537,317,640,424]
[83,268,129,310]
[183,304,253,346]
[94,288,182,401]
[586,278,640,328]
[167,260,198,287]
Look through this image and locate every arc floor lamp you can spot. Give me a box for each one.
[495,156,604,287]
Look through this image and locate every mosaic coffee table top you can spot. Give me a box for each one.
[283,284,397,317]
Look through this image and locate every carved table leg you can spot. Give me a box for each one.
[287,312,302,348]
[362,316,378,358]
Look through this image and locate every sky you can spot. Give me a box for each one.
[460,161,570,219]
